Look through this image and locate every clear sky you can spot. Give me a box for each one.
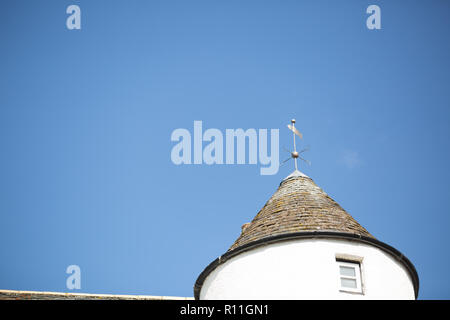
[1,1,449,299]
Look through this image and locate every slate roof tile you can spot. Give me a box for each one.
[229,171,373,251]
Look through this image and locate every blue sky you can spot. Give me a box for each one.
[0,1,449,299]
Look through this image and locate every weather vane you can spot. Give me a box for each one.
[282,119,310,170]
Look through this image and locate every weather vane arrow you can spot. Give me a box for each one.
[283,119,310,171]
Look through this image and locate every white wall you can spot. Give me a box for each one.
[200,238,415,300]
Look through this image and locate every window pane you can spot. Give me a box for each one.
[339,266,356,277]
[341,278,357,288]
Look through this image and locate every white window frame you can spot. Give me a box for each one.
[337,260,363,294]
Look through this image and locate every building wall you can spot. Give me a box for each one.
[200,238,415,299]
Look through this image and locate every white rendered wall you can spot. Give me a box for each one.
[200,238,415,300]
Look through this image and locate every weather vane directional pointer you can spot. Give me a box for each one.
[282,119,311,170]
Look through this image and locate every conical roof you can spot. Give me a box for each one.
[194,170,419,299]
[229,170,373,251]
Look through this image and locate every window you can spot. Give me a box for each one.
[336,260,363,294]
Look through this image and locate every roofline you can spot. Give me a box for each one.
[194,231,419,300]
[0,289,193,300]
